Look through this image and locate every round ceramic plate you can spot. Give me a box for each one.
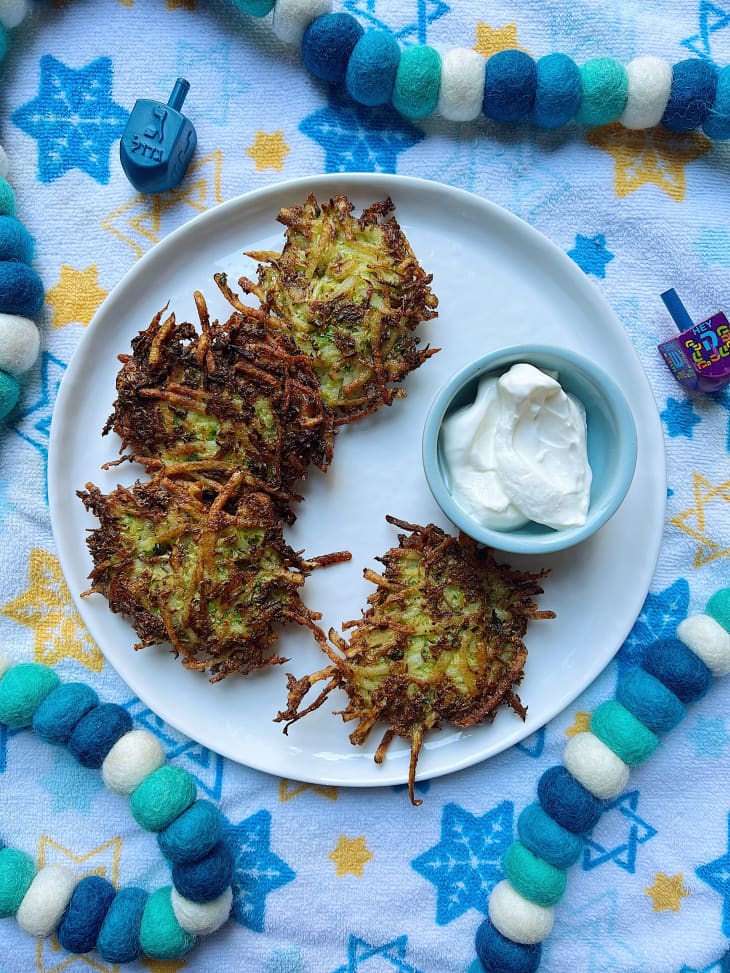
[48,173,666,789]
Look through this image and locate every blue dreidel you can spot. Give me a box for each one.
[120,79,197,194]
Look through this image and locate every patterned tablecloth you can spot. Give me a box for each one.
[1,1,729,971]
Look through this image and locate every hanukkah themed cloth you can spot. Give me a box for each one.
[1,1,730,972]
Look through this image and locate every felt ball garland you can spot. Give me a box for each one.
[474,588,730,973]
[0,659,234,962]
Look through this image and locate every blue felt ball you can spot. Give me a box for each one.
[97,887,148,964]
[484,49,537,122]
[0,261,44,317]
[68,703,133,769]
[537,765,603,834]
[616,666,685,735]
[171,840,234,903]
[57,875,116,954]
[33,682,100,745]
[532,53,581,128]
[662,58,718,132]
[0,369,20,421]
[643,637,712,703]
[704,65,730,139]
[158,799,223,865]
[346,30,401,107]
[302,13,364,85]
[0,217,34,265]
[475,918,542,973]
[517,801,583,869]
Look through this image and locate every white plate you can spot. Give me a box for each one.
[49,174,666,789]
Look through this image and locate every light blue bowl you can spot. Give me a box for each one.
[422,345,638,555]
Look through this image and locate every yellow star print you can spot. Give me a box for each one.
[565,711,592,737]
[278,779,338,802]
[328,835,373,877]
[587,124,711,201]
[246,131,291,172]
[672,473,730,568]
[103,149,224,260]
[46,265,108,330]
[141,960,189,973]
[474,22,526,58]
[645,872,690,911]
[1,548,104,672]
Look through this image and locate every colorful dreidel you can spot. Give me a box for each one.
[120,79,197,194]
[658,288,730,393]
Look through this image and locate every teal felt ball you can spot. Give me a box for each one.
[616,667,685,735]
[577,57,628,126]
[0,848,36,917]
[139,887,197,960]
[0,217,34,264]
[532,53,582,128]
[0,178,15,218]
[158,799,222,865]
[131,765,197,832]
[68,703,133,769]
[232,0,275,14]
[0,368,20,420]
[97,887,148,964]
[57,876,115,954]
[0,663,60,728]
[590,699,659,765]
[662,58,718,132]
[484,49,537,122]
[0,261,44,317]
[707,587,730,633]
[302,13,364,84]
[392,45,441,120]
[643,637,712,702]
[517,802,583,869]
[33,682,100,745]
[503,841,568,907]
[346,30,401,107]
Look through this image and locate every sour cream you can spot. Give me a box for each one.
[440,362,592,531]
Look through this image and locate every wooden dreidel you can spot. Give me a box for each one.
[120,79,197,194]
[658,288,730,393]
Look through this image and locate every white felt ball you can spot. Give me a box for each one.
[0,655,12,680]
[272,0,332,45]
[0,145,9,181]
[0,0,30,30]
[620,56,672,130]
[0,314,40,375]
[677,614,730,677]
[16,865,76,938]
[563,731,630,800]
[488,880,555,945]
[437,48,486,122]
[171,885,233,936]
[101,729,165,796]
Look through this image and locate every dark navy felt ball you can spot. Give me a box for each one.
[302,13,364,84]
[57,876,116,954]
[0,261,44,317]
[642,637,712,702]
[484,49,537,122]
[171,840,234,903]
[68,703,133,769]
[475,918,542,972]
[537,765,603,834]
[662,58,718,131]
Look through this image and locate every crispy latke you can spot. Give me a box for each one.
[78,470,344,682]
[276,516,554,804]
[104,291,335,517]
[225,194,439,422]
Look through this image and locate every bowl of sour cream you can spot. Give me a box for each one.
[422,345,638,554]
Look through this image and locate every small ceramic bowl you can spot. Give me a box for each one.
[422,345,638,555]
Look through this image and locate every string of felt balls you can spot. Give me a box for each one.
[471,587,730,973]
[0,655,234,963]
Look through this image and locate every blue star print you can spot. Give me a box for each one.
[616,577,690,675]
[225,809,295,932]
[412,801,513,924]
[680,954,730,972]
[40,751,104,815]
[0,724,23,774]
[687,715,730,758]
[693,227,730,267]
[13,55,128,184]
[698,813,730,935]
[165,40,250,126]
[333,935,422,973]
[300,88,423,173]
[583,790,657,873]
[344,0,450,45]
[567,233,615,278]
[681,1,730,64]
[661,396,702,438]
[517,726,546,758]
[555,888,643,970]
